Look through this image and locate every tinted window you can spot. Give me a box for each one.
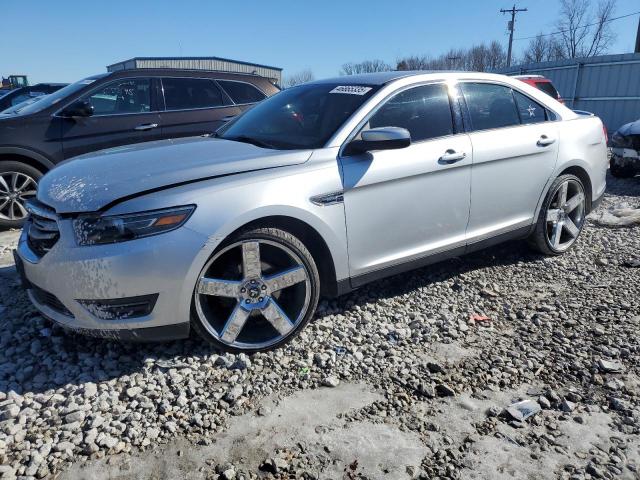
[218,83,379,149]
[84,79,151,115]
[461,83,520,131]
[163,78,224,110]
[513,91,547,124]
[368,84,453,142]
[535,81,559,99]
[218,80,266,104]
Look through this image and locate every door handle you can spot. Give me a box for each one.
[134,123,159,131]
[537,135,556,147]
[439,150,466,164]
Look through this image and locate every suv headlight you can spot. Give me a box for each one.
[73,206,195,246]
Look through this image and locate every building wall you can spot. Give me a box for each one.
[107,57,282,85]
[495,53,640,133]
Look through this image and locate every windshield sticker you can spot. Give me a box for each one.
[329,86,372,95]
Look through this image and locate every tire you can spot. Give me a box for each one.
[0,161,43,229]
[610,157,637,178]
[528,174,587,256]
[191,227,320,353]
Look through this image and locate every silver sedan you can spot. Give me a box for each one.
[16,71,608,352]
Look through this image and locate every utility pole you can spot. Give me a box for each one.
[501,4,527,67]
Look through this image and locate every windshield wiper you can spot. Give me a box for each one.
[224,135,276,149]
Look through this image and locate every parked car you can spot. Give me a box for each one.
[513,75,564,103]
[609,119,640,178]
[15,71,608,352]
[0,95,46,116]
[0,70,279,227]
[0,83,67,111]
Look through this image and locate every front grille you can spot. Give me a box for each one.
[31,285,73,317]
[25,200,59,257]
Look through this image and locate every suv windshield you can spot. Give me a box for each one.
[218,83,379,150]
[18,74,108,115]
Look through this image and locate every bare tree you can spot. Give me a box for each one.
[523,34,567,63]
[397,42,506,72]
[341,59,391,75]
[284,69,315,88]
[557,0,617,58]
[523,34,548,63]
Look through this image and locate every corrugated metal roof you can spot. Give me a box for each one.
[107,56,282,72]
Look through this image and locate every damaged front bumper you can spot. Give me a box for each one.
[15,218,210,342]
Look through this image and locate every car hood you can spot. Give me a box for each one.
[38,136,313,213]
[617,119,640,137]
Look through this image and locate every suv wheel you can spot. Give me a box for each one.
[0,161,42,229]
[529,174,587,255]
[191,227,320,353]
[610,156,637,178]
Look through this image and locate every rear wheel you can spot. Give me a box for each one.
[610,156,637,178]
[191,227,320,353]
[528,174,587,255]
[0,161,42,229]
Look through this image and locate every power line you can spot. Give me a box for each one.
[514,10,640,41]
[501,5,528,66]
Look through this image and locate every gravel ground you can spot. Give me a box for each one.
[0,173,639,480]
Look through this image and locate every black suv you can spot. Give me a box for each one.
[0,69,279,227]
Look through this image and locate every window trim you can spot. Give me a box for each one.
[215,78,268,106]
[52,77,157,118]
[338,80,462,158]
[457,79,560,134]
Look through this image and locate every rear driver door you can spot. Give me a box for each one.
[159,77,241,139]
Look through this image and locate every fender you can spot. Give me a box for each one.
[530,157,596,234]
[0,146,56,171]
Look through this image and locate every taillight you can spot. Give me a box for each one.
[601,120,608,144]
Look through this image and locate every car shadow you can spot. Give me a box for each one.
[0,237,543,397]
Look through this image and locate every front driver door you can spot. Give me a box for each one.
[340,83,473,284]
[61,77,162,159]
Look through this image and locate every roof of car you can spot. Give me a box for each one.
[309,70,512,86]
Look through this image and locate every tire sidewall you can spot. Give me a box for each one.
[0,160,43,229]
[190,228,320,353]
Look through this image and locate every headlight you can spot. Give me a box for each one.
[73,206,195,246]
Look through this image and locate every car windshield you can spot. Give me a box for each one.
[218,83,379,150]
[17,74,107,115]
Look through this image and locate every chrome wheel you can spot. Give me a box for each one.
[545,178,586,252]
[194,239,311,350]
[0,172,38,221]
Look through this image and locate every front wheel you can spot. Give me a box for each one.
[0,161,42,229]
[191,227,320,353]
[528,174,587,255]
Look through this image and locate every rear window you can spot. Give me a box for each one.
[535,81,560,100]
[218,80,266,104]
[162,78,224,110]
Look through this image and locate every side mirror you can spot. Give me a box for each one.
[61,100,94,118]
[345,127,411,155]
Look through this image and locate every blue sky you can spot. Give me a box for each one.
[3,0,639,84]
